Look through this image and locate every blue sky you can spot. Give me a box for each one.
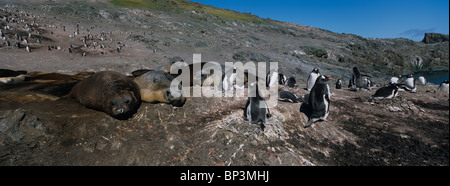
[189,0,449,41]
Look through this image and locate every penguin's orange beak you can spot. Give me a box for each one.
[327,77,333,80]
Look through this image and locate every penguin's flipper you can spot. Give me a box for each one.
[264,100,272,118]
[266,111,272,118]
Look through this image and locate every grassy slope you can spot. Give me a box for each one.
[111,0,264,23]
[109,0,448,76]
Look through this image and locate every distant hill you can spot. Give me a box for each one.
[109,0,448,76]
[3,0,449,80]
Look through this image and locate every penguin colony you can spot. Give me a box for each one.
[1,7,448,129]
[0,7,126,57]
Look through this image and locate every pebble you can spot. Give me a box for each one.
[388,106,402,112]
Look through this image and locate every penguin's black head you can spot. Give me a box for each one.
[407,74,414,78]
[316,75,333,84]
[389,83,399,88]
[312,68,320,73]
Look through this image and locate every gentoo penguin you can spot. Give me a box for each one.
[306,68,320,91]
[222,66,239,92]
[304,75,333,128]
[438,80,449,94]
[370,84,399,101]
[26,45,31,52]
[349,67,363,90]
[336,79,342,89]
[418,76,427,86]
[278,73,287,85]
[244,83,271,131]
[401,74,416,93]
[389,75,402,84]
[362,74,374,90]
[285,77,296,88]
[221,72,231,92]
[278,90,301,103]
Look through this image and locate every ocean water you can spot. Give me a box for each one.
[415,71,449,85]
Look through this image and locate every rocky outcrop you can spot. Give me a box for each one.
[422,33,449,44]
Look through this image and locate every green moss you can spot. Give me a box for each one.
[110,0,151,8]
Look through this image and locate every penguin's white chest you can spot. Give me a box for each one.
[230,73,237,85]
[405,78,414,87]
[439,83,449,93]
[389,77,399,84]
[222,75,229,91]
[246,100,252,122]
[418,77,426,86]
[308,73,319,90]
[268,72,278,87]
[322,85,330,120]
[386,89,396,99]
[322,94,329,120]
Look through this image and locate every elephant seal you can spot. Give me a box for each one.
[133,70,186,107]
[131,56,185,77]
[67,71,141,120]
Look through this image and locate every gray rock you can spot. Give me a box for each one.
[0,109,25,132]
[0,109,46,142]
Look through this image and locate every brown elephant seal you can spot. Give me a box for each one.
[133,70,186,107]
[0,69,27,78]
[131,56,185,77]
[67,71,141,120]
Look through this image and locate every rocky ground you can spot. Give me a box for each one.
[1,81,448,166]
[0,0,448,166]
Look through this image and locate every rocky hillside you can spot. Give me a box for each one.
[1,0,448,81]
